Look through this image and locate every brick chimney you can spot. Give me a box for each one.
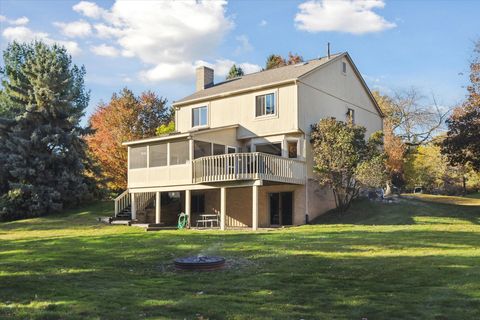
[196,66,214,91]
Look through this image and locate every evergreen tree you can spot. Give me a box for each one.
[226,64,244,80]
[0,41,94,220]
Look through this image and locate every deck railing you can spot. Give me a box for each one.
[114,190,130,217]
[192,152,305,185]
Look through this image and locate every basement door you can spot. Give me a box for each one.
[269,192,293,226]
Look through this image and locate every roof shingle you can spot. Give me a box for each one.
[174,53,343,105]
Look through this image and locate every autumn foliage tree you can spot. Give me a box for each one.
[87,89,170,191]
[373,91,407,192]
[311,118,385,212]
[265,52,304,70]
[442,40,480,171]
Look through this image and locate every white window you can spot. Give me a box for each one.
[346,108,355,124]
[342,61,347,74]
[255,93,276,117]
[192,106,208,127]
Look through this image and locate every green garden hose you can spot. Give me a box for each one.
[177,212,188,229]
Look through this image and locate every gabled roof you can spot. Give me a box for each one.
[173,52,383,118]
[173,53,344,106]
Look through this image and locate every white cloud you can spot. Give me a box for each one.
[72,0,234,83]
[234,35,253,55]
[139,62,195,82]
[197,59,261,78]
[0,15,29,26]
[93,23,123,38]
[295,0,396,34]
[54,20,92,38]
[73,1,106,19]
[2,26,48,43]
[90,44,120,57]
[139,59,262,83]
[239,62,262,74]
[10,16,29,26]
[259,19,267,27]
[2,26,81,56]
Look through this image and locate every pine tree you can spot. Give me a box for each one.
[226,64,244,80]
[0,41,95,220]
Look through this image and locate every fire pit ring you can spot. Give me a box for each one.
[174,256,225,271]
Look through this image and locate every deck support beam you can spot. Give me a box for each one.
[252,185,259,230]
[185,189,191,228]
[155,191,161,224]
[131,193,136,220]
[220,187,226,230]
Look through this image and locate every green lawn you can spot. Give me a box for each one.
[1,196,479,320]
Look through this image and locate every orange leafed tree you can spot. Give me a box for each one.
[373,91,407,191]
[86,88,171,191]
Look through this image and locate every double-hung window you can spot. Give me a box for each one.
[255,93,276,117]
[192,106,208,127]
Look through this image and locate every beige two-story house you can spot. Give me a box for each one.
[114,52,383,230]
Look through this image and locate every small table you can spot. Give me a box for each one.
[196,214,219,228]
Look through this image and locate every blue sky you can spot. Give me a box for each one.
[1,0,479,125]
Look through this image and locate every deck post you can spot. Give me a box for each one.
[131,193,136,220]
[252,185,259,230]
[220,187,226,230]
[185,189,191,228]
[155,191,161,224]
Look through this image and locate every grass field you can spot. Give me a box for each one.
[1,195,479,319]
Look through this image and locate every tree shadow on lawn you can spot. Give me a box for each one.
[0,201,112,232]
[313,198,480,226]
[1,231,479,319]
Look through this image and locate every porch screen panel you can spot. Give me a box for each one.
[149,143,167,167]
[256,143,282,156]
[213,144,226,155]
[194,141,212,159]
[130,146,147,169]
[169,141,189,165]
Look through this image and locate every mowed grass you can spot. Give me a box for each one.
[1,196,479,320]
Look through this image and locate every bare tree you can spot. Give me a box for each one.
[386,88,451,146]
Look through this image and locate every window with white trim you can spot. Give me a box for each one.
[255,93,276,117]
[192,106,208,127]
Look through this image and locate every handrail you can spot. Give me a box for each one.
[192,152,305,185]
[114,190,130,217]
